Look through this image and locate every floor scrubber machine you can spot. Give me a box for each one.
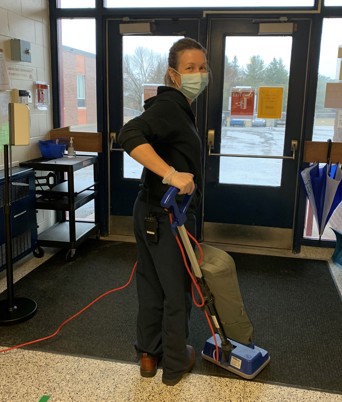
[161,186,270,380]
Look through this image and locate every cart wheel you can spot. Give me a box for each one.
[66,249,76,262]
[33,246,44,258]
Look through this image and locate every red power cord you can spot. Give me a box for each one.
[1,219,219,361]
[0,261,137,354]
[174,230,220,361]
[169,213,219,361]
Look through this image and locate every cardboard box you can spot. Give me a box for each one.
[49,126,102,153]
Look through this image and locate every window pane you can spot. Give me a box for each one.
[77,75,86,107]
[325,0,342,5]
[304,18,342,241]
[58,19,97,131]
[57,0,95,8]
[105,0,314,6]
[122,36,181,179]
[220,36,292,186]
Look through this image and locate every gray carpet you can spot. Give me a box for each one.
[0,239,341,394]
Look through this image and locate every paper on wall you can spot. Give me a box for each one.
[0,50,10,91]
[324,82,342,109]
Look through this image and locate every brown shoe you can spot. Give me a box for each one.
[140,353,158,378]
[162,345,196,386]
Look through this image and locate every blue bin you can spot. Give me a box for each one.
[39,139,67,159]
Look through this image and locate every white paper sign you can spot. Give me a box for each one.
[0,51,10,91]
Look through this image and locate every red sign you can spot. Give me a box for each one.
[230,88,255,117]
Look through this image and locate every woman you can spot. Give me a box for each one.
[118,37,208,386]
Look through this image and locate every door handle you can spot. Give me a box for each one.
[207,129,298,160]
[208,129,215,150]
[109,132,124,152]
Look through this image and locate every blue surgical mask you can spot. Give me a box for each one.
[173,70,209,101]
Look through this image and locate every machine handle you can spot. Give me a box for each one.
[160,186,196,228]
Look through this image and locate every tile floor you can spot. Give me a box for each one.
[0,243,342,402]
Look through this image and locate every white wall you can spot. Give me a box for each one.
[0,0,54,232]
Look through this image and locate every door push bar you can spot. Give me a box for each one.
[109,132,124,152]
[207,129,298,160]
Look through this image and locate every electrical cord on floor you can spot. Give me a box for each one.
[1,218,219,360]
[169,213,220,361]
[177,230,220,361]
[0,261,137,354]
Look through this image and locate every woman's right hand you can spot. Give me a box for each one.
[169,171,195,195]
[129,144,195,195]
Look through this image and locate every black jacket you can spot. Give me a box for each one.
[118,86,202,209]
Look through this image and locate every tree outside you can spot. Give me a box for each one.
[123,45,335,126]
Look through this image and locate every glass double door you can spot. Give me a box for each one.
[107,17,311,249]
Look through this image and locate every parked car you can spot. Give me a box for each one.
[275,112,286,127]
[251,117,266,127]
[229,118,246,127]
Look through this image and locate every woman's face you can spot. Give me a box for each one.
[169,49,207,88]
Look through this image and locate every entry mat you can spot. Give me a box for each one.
[0,240,341,394]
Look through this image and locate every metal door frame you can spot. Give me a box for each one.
[202,16,312,251]
[106,17,206,239]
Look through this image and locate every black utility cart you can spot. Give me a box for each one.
[0,166,37,271]
[20,155,99,261]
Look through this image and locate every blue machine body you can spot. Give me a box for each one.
[202,335,270,379]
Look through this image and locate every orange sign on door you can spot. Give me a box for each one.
[230,88,255,117]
